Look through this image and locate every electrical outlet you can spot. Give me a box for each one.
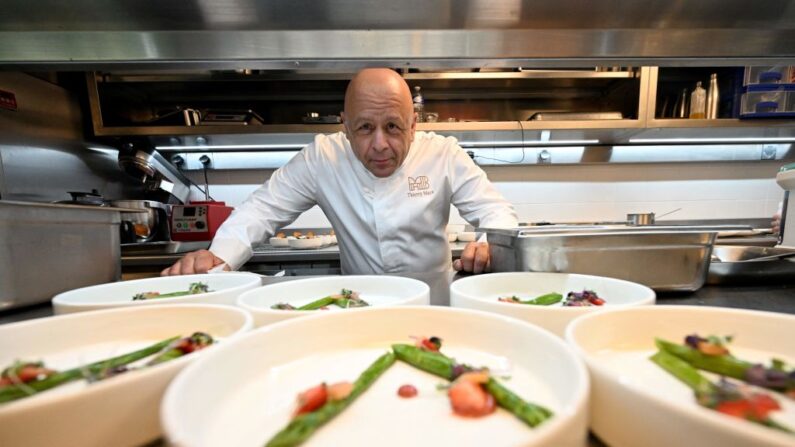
[761,145,777,160]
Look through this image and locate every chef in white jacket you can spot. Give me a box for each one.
[162,68,517,276]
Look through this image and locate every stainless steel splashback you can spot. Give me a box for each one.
[1,0,794,68]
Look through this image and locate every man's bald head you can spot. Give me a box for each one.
[344,68,414,118]
[341,68,417,178]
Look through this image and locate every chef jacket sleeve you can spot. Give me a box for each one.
[447,140,518,229]
[209,146,319,269]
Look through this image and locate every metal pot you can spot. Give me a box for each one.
[111,200,170,242]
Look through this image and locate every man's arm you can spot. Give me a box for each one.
[162,147,319,276]
[447,141,518,274]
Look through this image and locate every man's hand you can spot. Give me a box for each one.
[772,212,782,235]
[453,241,491,274]
[161,250,229,276]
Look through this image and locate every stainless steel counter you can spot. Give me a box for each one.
[122,242,471,267]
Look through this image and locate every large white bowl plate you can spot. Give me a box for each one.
[237,275,430,327]
[162,306,590,447]
[451,272,655,336]
[566,306,795,447]
[0,304,253,447]
[52,272,262,314]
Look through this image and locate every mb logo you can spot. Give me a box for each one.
[408,176,430,192]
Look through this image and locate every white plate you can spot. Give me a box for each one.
[52,272,262,314]
[566,306,795,447]
[450,272,655,337]
[0,304,253,447]
[457,231,477,242]
[237,276,430,327]
[269,237,289,247]
[288,238,323,249]
[162,306,589,447]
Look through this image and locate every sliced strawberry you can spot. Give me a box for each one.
[0,365,53,387]
[294,383,328,416]
[716,399,753,418]
[748,394,781,420]
[448,379,496,417]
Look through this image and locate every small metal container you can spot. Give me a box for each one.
[627,213,655,226]
[0,200,122,310]
[485,226,718,291]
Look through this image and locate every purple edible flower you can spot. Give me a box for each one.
[684,334,704,349]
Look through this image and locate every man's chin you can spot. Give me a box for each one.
[367,163,397,177]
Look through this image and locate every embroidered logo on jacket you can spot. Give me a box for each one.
[407,176,434,197]
[408,176,430,192]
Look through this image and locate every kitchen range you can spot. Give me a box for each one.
[3,2,795,446]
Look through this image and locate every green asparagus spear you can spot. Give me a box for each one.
[266,352,396,447]
[0,336,179,404]
[132,282,210,301]
[392,344,455,379]
[297,296,338,310]
[392,344,554,428]
[651,350,794,435]
[650,350,717,395]
[484,378,554,427]
[521,293,563,305]
[656,338,753,381]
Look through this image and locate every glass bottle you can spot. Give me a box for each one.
[412,86,425,122]
[706,73,719,119]
[689,81,706,119]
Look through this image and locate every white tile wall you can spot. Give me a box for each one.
[187,160,786,228]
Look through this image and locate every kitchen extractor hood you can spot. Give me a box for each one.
[1,0,794,69]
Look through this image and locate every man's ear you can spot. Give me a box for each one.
[409,112,418,142]
[340,111,349,136]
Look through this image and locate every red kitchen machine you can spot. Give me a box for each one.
[170,201,233,241]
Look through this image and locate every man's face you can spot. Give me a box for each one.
[343,92,416,178]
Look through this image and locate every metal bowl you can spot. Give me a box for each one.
[707,245,795,285]
[111,200,169,242]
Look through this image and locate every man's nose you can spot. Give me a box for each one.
[372,127,389,151]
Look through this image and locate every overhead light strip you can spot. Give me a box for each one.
[628,137,795,144]
[459,139,598,147]
[155,144,307,150]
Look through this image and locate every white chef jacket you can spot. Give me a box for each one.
[209,131,518,274]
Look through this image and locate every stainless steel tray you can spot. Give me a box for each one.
[484,226,718,292]
[707,245,795,285]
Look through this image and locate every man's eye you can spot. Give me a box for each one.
[358,123,372,132]
[387,123,401,131]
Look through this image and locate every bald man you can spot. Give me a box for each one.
[162,68,517,276]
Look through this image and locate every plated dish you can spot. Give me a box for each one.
[0,304,253,447]
[270,231,337,250]
[162,306,589,447]
[236,276,430,327]
[566,306,795,447]
[450,272,655,336]
[52,272,262,314]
